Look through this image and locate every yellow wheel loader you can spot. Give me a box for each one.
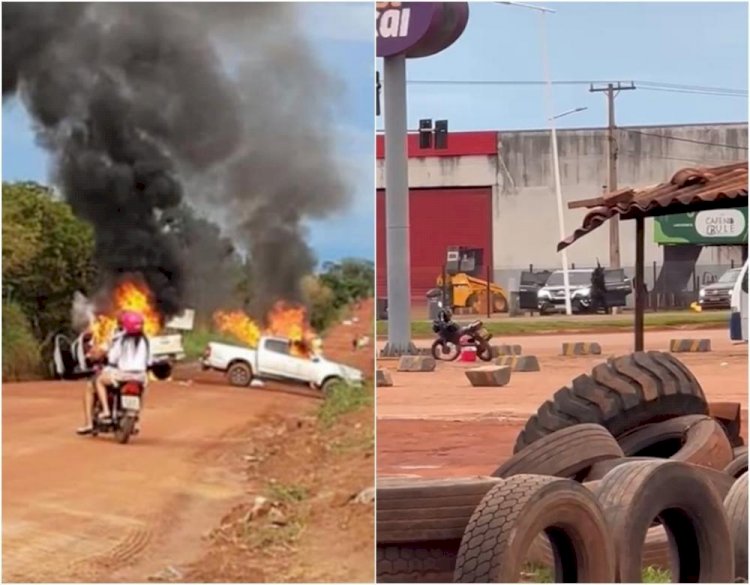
[436,246,509,314]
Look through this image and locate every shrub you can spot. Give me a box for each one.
[2,302,42,381]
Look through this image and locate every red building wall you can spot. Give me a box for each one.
[376,130,498,303]
[376,187,493,301]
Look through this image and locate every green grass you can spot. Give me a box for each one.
[642,566,672,583]
[2,302,42,382]
[318,381,373,428]
[377,310,729,338]
[182,328,243,360]
[521,564,671,583]
[266,482,309,504]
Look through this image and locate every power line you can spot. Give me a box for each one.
[636,82,747,95]
[621,128,749,150]
[407,79,748,97]
[621,151,741,165]
[637,87,747,98]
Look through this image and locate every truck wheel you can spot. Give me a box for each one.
[618,414,733,470]
[321,377,342,395]
[593,460,734,583]
[377,541,460,583]
[724,472,748,581]
[492,293,508,313]
[514,351,708,454]
[227,362,252,387]
[492,424,623,480]
[454,476,615,582]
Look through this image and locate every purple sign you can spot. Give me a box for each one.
[376,2,468,59]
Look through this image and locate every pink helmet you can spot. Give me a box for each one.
[118,310,144,335]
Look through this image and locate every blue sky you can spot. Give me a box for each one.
[2,2,374,265]
[377,1,748,131]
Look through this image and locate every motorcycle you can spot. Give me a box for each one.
[89,360,171,444]
[431,304,493,362]
[91,379,144,444]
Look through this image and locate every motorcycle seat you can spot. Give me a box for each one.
[466,320,483,329]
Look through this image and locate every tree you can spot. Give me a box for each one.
[319,258,374,307]
[2,182,97,341]
[301,274,338,331]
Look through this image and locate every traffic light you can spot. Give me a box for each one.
[376,71,381,117]
[419,119,433,149]
[435,119,448,149]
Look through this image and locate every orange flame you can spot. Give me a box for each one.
[90,280,162,348]
[213,310,262,348]
[212,301,316,358]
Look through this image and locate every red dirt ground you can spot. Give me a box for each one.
[3,301,374,583]
[377,329,748,479]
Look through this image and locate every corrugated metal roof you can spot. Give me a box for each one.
[558,161,748,251]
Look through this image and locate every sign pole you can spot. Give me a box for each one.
[383,53,416,356]
[377,2,469,356]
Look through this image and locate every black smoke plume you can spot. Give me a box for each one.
[4,3,350,318]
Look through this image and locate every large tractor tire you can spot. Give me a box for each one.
[514,351,708,454]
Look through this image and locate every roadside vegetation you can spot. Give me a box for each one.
[377,310,729,337]
[2,302,42,381]
[187,380,374,582]
[318,381,373,428]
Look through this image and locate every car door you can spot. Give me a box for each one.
[258,338,305,381]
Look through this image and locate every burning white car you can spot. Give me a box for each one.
[201,337,364,392]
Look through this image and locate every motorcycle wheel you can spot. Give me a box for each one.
[431,339,460,361]
[114,415,136,444]
[477,343,493,362]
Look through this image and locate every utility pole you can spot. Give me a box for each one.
[589,82,636,272]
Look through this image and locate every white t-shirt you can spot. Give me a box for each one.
[107,333,151,373]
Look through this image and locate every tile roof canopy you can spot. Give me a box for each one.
[558,162,748,251]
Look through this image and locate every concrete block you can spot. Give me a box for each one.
[492,344,523,357]
[495,355,541,372]
[670,339,711,353]
[397,355,437,372]
[465,365,512,387]
[376,369,393,387]
[562,342,602,356]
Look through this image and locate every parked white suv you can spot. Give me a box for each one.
[202,336,364,392]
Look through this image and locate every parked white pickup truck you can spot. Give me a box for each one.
[202,337,364,392]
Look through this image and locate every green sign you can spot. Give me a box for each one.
[654,208,748,245]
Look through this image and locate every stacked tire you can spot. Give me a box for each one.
[376,351,749,583]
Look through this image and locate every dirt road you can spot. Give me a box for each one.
[3,378,318,582]
[378,329,748,478]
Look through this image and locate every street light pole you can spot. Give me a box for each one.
[550,107,587,316]
[498,1,583,316]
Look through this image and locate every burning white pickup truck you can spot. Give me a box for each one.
[51,310,194,380]
[202,337,364,392]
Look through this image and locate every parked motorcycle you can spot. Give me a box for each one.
[431,304,493,362]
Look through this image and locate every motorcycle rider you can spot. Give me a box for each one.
[76,311,151,435]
